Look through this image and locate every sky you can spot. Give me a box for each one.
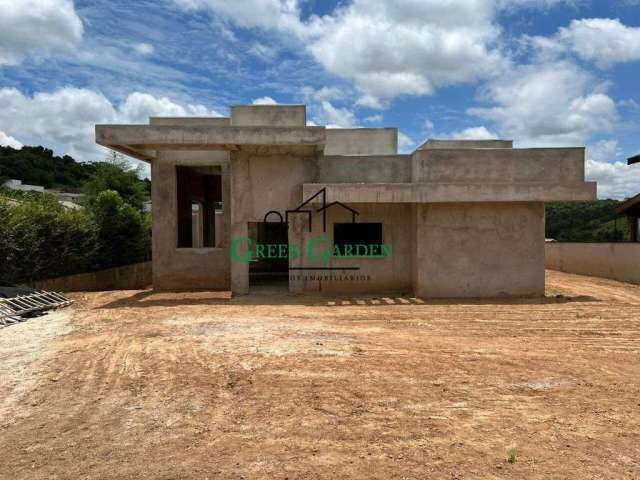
[0,0,639,198]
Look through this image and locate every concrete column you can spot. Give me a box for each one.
[230,153,250,295]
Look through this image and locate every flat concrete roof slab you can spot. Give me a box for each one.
[96,125,326,155]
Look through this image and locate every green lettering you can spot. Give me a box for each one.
[230,237,253,264]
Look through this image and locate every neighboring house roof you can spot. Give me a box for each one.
[616,192,640,216]
[629,154,640,165]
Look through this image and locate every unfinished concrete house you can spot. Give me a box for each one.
[96,104,596,298]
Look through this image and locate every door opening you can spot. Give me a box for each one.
[248,221,289,289]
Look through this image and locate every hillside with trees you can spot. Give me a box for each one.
[545,201,631,242]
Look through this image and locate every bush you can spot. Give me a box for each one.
[91,190,151,269]
[0,190,151,285]
[0,194,97,285]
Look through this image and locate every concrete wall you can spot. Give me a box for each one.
[325,129,398,156]
[412,148,586,183]
[317,155,411,183]
[414,202,545,298]
[152,151,231,290]
[230,105,306,127]
[546,243,640,284]
[32,262,151,292]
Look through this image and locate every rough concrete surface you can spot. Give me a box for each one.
[1,271,640,479]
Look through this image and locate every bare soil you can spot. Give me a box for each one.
[1,270,639,479]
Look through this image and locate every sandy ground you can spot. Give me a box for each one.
[0,270,639,479]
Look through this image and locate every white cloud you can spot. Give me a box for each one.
[469,61,618,146]
[0,131,23,149]
[132,43,154,56]
[174,0,506,106]
[0,0,83,65]
[251,96,278,105]
[0,87,221,160]
[535,18,640,68]
[398,132,415,153]
[363,114,383,124]
[248,42,277,60]
[423,119,435,132]
[304,0,505,107]
[172,0,303,33]
[301,86,346,103]
[587,160,640,199]
[450,126,497,140]
[117,92,219,123]
[316,101,357,128]
[579,140,640,199]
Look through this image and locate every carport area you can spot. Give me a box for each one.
[1,270,640,479]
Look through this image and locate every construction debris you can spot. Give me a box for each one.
[0,291,73,328]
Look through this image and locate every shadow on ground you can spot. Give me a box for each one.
[96,286,599,310]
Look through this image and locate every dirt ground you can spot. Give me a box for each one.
[1,270,639,479]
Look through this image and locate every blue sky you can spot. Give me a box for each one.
[0,0,638,198]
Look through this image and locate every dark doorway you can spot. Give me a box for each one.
[248,221,289,287]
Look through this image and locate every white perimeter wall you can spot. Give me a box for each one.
[546,243,640,284]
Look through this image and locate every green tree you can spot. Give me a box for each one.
[90,190,151,270]
[83,151,148,210]
[0,194,97,285]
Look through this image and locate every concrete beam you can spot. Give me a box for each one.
[303,182,597,203]
[96,125,326,151]
[149,117,230,126]
[418,139,513,150]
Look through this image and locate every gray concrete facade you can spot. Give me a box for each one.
[96,104,597,298]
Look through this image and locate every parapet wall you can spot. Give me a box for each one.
[546,243,640,284]
[412,148,586,183]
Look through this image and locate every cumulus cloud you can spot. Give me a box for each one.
[575,140,640,199]
[301,86,347,103]
[313,101,357,128]
[172,0,303,33]
[251,96,278,105]
[469,61,618,146]
[173,0,507,106]
[0,131,23,149]
[450,126,498,140]
[0,0,83,65]
[0,87,221,160]
[304,0,505,107]
[532,18,640,68]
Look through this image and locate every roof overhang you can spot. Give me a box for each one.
[303,182,597,204]
[95,125,326,162]
[616,192,640,215]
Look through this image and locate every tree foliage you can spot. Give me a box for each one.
[0,191,150,285]
[545,200,631,242]
[91,190,151,269]
[82,152,148,210]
